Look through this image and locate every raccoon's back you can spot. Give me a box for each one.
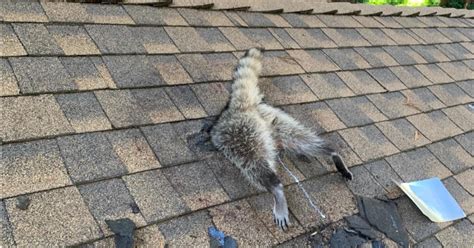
[211,112,269,163]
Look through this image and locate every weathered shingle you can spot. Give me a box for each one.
[1,140,72,198]
[269,28,300,49]
[410,28,451,44]
[437,61,473,81]
[324,48,371,70]
[147,55,193,85]
[260,50,305,76]
[287,49,339,73]
[366,68,407,92]
[191,82,231,116]
[164,162,229,210]
[60,57,112,90]
[84,4,134,24]
[281,13,326,28]
[339,125,399,162]
[410,45,450,63]
[389,66,432,88]
[428,139,473,174]
[178,8,233,26]
[132,27,179,54]
[322,28,370,47]
[86,25,145,54]
[375,118,429,151]
[282,102,346,132]
[336,70,385,94]
[47,25,100,55]
[383,46,427,65]
[382,28,420,45]
[124,5,187,25]
[0,59,20,96]
[237,12,290,27]
[57,132,127,183]
[429,83,472,106]
[103,55,163,88]
[285,28,337,48]
[5,187,102,247]
[220,27,283,50]
[177,53,237,82]
[165,86,208,119]
[414,64,453,84]
[13,23,63,55]
[0,1,48,22]
[1,95,74,142]
[368,92,420,119]
[123,170,189,223]
[301,72,354,99]
[10,57,76,93]
[259,76,317,105]
[158,211,212,247]
[327,96,387,127]
[355,47,399,67]
[386,148,451,182]
[78,179,147,235]
[166,27,234,52]
[437,43,473,60]
[0,24,27,57]
[442,105,474,132]
[407,110,462,141]
[318,15,363,28]
[55,92,112,133]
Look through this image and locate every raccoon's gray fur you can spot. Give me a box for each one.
[210,48,353,230]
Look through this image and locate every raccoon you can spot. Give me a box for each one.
[210,48,353,230]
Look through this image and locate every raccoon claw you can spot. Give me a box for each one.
[273,209,289,231]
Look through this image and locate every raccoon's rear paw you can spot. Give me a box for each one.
[273,206,289,231]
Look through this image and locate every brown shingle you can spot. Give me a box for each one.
[407,111,462,141]
[219,27,283,50]
[415,64,453,84]
[5,187,101,247]
[259,76,317,105]
[260,50,305,76]
[210,200,277,246]
[168,27,235,52]
[177,53,237,82]
[368,92,420,119]
[165,86,208,119]
[367,68,407,92]
[163,162,229,210]
[410,45,450,63]
[301,72,354,99]
[382,28,419,45]
[337,71,385,94]
[287,49,339,73]
[318,15,363,28]
[0,59,20,96]
[178,8,233,26]
[324,48,371,70]
[410,28,451,44]
[86,25,145,54]
[437,61,473,81]
[401,88,445,112]
[1,140,72,198]
[132,27,179,54]
[327,96,387,127]
[429,83,472,106]
[124,5,188,25]
[47,25,100,55]
[355,47,398,67]
[383,46,427,65]
[442,105,474,132]
[281,13,326,28]
[0,24,27,57]
[84,4,134,24]
[123,170,189,223]
[13,23,63,55]
[282,102,346,132]
[1,95,74,142]
[55,92,112,133]
[339,125,399,162]
[148,55,193,85]
[191,82,231,116]
[376,118,430,151]
[322,28,370,47]
[356,28,396,46]
[0,1,48,23]
[389,66,432,88]
[285,28,337,48]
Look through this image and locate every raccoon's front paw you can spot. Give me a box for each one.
[273,206,289,231]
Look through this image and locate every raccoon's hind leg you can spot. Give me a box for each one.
[258,104,353,180]
[243,162,289,230]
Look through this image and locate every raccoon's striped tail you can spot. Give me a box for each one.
[229,48,263,111]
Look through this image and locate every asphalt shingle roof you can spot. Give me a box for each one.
[1,1,473,247]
